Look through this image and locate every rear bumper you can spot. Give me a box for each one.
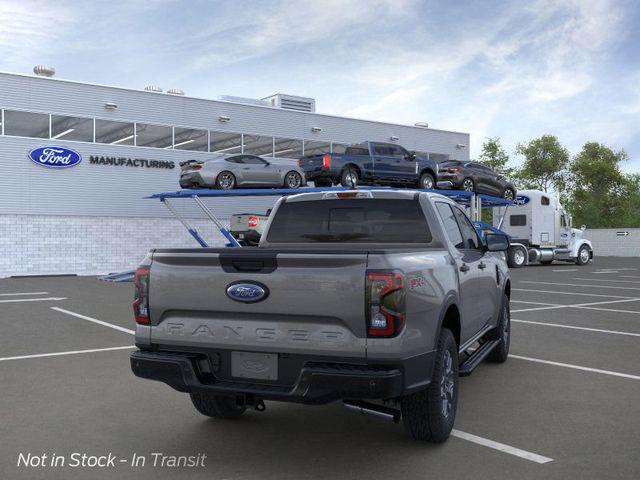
[131,350,408,404]
[303,167,335,181]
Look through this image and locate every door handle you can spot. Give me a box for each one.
[242,167,250,170]
[460,264,470,272]
[478,262,487,270]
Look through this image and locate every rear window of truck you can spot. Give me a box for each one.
[266,199,432,243]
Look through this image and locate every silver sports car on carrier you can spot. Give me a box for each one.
[179,154,307,190]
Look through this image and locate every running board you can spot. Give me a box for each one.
[458,339,500,377]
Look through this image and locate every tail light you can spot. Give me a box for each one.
[366,271,405,337]
[192,164,202,170]
[447,167,461,173]
[132,266,150,325]
[297,159,301,167]
[322,153,331,168]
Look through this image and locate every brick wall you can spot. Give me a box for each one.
[583,228,640,257]
[0,215,228,278]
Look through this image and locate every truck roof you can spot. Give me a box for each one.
[282,189,449,203]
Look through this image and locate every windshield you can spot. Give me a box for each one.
[266,198,432,244]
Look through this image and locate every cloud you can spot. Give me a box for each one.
[0,0,74,68]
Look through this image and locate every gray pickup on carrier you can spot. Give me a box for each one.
[131,189,512,442]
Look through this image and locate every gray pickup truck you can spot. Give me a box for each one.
[131,189,511,442]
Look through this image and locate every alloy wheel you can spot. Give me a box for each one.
[440,350,455,418]
[286,172,301,189]
[218,173,235,189]
[462,179,474,192]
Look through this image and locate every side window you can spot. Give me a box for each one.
[373,144,391,156]
[388,145,406,158]
[541,196,550,206]
[243,155,268,165]
[226,156,243,164]
[435,203,464,249]
[510,215,527,226]
[452,207,481,250]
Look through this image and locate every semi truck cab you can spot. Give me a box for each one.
[493,189,593,267]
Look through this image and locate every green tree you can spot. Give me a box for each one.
[514,135,569,192]
[566,142,633,228]
[478,137,514,177]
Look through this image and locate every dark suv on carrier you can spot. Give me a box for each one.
[438,161,516,200]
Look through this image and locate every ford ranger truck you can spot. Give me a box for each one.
[130,189,511,442]
[299,141,439,190]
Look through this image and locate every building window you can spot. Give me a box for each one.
[51,115,93,142]
[243,134,274,156]
[331,143,348,154]
[3,110,49,138]
[173,127,208,151]
[274,137,303,158]
[135,123,172,149]
[210,131,242,154]
[95,119,135,145]
[303,140,331,156]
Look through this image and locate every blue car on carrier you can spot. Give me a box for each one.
[298,141,439,189]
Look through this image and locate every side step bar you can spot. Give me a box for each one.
[458,339,500,377]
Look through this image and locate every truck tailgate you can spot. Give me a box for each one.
[148,249,368,358]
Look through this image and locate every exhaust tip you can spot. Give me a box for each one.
[343,400,401,423]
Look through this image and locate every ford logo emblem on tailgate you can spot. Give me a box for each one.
[226,281,269,303]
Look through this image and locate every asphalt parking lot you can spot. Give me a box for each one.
[1,257,639,480]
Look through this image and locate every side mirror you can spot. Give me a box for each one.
[484,233,509,252]
[405,151,416,161]
[581,225,586,231]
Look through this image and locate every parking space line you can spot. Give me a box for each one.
[0,297,67,303]
[0,346,135,362]
[512,305,569,313]
[510,355,640,380]
[572,278,640,284]
[573,306,640,315]
[552,269,578,272]
[0,292,49,296]
[512,319,640,337]
[512,297,640,313]
[513,288,637,299]
[451,429,553,464]
[510,300,561,306]
[621,275,640,279]
[521,281,640,291]
[51,307,135,335]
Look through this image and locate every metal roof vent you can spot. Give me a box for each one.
[262,94,316,112]
[33,65,55,77]
[144,85,163,93]
[167,88,185,96]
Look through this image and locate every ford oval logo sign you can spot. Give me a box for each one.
[514,195,530,206]
[226,281,269,303]
[28,146,82,168]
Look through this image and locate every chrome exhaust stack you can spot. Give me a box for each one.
[343,400,401,423]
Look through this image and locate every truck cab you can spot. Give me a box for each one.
[493,189,593,267]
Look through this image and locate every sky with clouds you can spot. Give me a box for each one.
[1,0,638,171]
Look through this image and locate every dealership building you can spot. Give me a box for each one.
[0,69,470,278]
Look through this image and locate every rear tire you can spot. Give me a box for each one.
[502,187,515,200]
[401,328,458,442]
[418,172,435,190]
[488,294,510,363]
[461,178,475,192]
[216,171,236,190]
[284,171,303,189]
[340,167,359,187]
[190,393,246,419]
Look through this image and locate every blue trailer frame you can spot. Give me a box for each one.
[99,186,511,282]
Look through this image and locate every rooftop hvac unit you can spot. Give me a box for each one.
[144,85,163,93]
[262,94,316,112]
[33,65,55,77]
[167,88,185,96]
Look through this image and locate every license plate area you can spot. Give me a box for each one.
[231,351,278,381]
